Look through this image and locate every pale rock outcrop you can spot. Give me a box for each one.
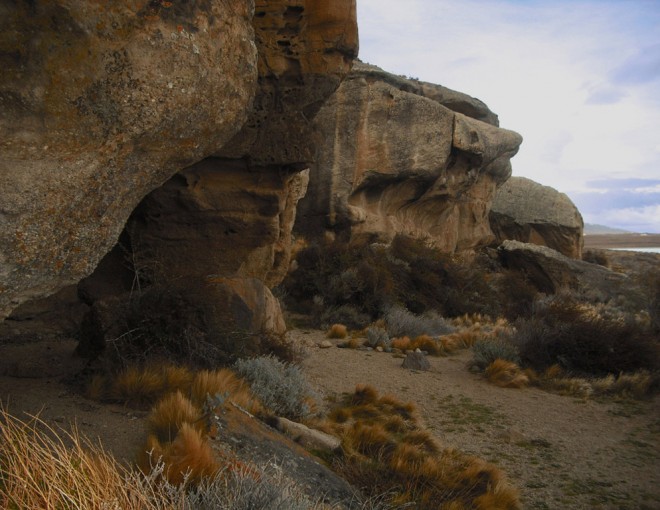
[490,177,584,258]
[498,240,627,298]
[296,62,523,252]
[0,1,258,318]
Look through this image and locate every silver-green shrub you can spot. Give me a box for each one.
[234,355,318,420]
[385,306,454,338]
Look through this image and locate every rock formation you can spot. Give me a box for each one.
[490,177,584,258]
[0,1,257,318]
[498,240,626,298]
[296,62,523,252]
[0,0,358,320]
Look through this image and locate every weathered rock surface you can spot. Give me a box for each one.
[86,0,357,302]
[213,404,357,508]
[490,177,584,258]
[498,240,628,298]
[0,1,258,318]
[296,62,523,252]
[127,159,310,288]
[216,0,359,165]
[402,351,431,371]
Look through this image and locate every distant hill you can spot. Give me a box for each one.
[584,223,632,235]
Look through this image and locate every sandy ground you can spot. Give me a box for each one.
[296,329,660,510]
[1,329,658,510]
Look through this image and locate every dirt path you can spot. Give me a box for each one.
[295,329,660,510]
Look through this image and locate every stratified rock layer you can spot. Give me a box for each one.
[0,1,258,317]
[296,62,523,252]
[490,177,584,258]
[127,159,310,288]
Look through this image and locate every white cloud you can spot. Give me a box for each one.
[591,204,660,233]
[357,0,660,231]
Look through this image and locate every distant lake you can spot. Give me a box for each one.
[609,247,660,254]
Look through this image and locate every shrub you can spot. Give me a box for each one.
[471,339,521,372]
[583,249,609,267]
[321,305,371,330]
[512,297,659,376]
[234,355,319,420]
[385,306,454,339]
[147,391,203,443]
[365,327,391,349]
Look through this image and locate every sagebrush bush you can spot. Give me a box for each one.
[365,327,391,349]
[583,249,609,267]
[385,306,454,339]
[234,355,319,420]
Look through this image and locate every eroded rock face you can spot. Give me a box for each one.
[216,0,359,165]
[127,159,309,288]
[490,177,584,258]
[0,1,258,318]
[296,62,523,252]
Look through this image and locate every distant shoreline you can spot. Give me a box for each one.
[583,233,660,249]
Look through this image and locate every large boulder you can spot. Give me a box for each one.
[498,240,627,298]
[490,177,584,258]
[296,62,523,252]
[0,1,258,318]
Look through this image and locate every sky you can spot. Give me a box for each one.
[356,0,660,233]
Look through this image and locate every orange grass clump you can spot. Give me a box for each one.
[321,386,521,510]
[158,423,220,485]
[391,336,412,351]
[484,359,529,389]
[109,365,167,408]
[147,391,203,443]
[411,335,443,356]
[190,369,262,414]
[327,324,348,339]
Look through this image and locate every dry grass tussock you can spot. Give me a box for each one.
[484,360,529,389]
[0,408,352,510]
[327,323,348,339]
[525,368,658,399]
[0,407,172,510]
[316,385,521,509]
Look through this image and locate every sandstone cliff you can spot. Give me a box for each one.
[0,0,358,319]
[490,177,584,258]
[0,1,257,317]
[296,62,523,252]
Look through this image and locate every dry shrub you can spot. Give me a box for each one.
[484,359,529,389]
[147,391,203,443]
[327,323,348,339]
[513,296,659,376]
[320,386,520,509]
